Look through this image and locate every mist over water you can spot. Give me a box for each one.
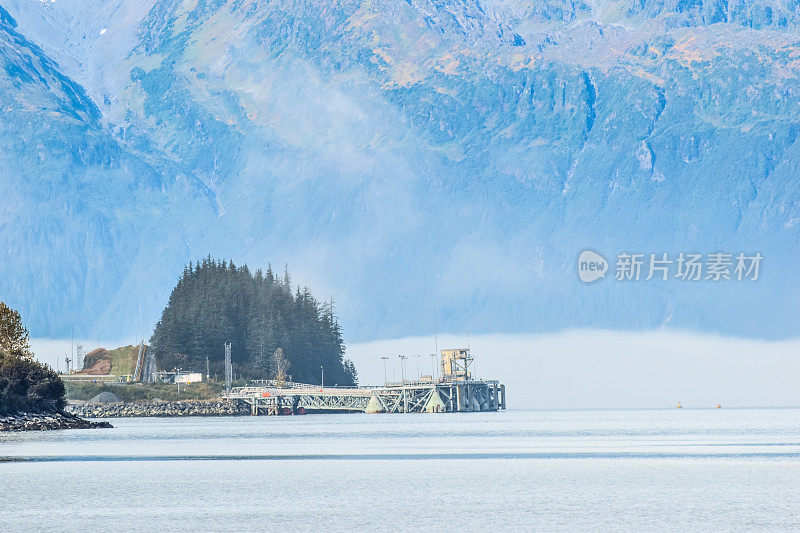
[346,331,800,409]
[31,330,800,409]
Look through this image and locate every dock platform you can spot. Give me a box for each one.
[222,379,506,415]
[221,347,506,415]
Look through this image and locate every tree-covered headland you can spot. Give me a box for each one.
[150,258,358,385]
[0,302,66,415]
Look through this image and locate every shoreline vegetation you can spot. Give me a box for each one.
[2,258,366,429]
[65,380,227,403]
[0,302,109,432]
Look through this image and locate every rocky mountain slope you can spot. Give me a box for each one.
[1,0,798,340]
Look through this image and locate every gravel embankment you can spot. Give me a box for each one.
[64,400,248,418]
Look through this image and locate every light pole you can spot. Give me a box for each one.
[430,354,436,380]
[399,355,407,382]
[320,365,324,388]
[415,354,421,382]
[381,356,389,385]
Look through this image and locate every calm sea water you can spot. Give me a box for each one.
[2,409,799,531]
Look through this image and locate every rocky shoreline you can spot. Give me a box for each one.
[0,411,113,432]
[0,400,248,430]
[65,399,249,418]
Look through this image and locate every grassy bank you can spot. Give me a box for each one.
[64,380,238,403]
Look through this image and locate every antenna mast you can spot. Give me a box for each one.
[433,303,439,357]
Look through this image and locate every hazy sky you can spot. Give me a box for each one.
[32,329,800,409]
[345,330,800,409]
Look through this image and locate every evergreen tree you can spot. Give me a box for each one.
[0,303,66,415]
[0,302,32,358]
[150,259,357,385]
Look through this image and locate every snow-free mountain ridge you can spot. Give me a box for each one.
[1,0,798,341]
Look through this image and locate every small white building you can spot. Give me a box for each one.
[175,372,203,384]
[155,371,204,384]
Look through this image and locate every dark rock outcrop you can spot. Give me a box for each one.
[0,411,112,431]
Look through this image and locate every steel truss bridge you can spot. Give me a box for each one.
[222,380,506,415]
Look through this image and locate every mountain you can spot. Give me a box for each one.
[0,0,798,341]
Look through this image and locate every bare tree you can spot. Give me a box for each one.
[272,348,290,386]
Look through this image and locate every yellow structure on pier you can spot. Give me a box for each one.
[440,348,472,380]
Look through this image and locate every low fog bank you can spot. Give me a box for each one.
[346,330,800,409]
[31,330,800,409]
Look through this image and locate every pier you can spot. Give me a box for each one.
[221,348,506,415]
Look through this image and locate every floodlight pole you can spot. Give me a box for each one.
[381,356,389,385]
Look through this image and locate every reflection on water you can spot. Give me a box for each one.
[2,409,800,531]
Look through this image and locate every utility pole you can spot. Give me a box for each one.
[399,355,407,382]
[320,365,324,388]
[430,354,436,380]
[224,343,232,393]
[206,357,210,381]
[381,356,389,385]
[433,304,438,361]
[415,354,421,381]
